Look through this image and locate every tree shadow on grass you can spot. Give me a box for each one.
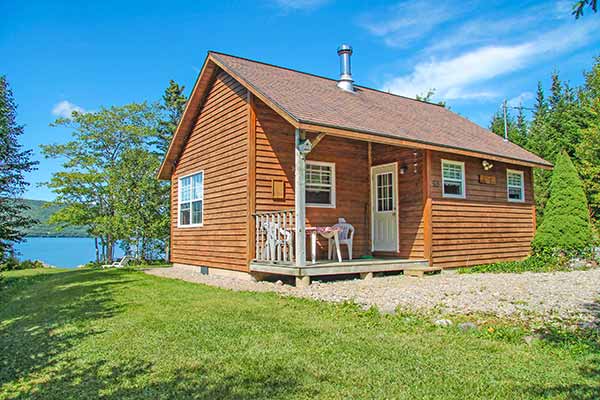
[0,270,130,391]
[0,269,308,400]
[526,298,600,400]
[7,358,308,400]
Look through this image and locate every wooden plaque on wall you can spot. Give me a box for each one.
[272,179,285,200]
[479,175,497,185]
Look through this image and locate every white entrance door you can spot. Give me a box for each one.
[371,163,398,252]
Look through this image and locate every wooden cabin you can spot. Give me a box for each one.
[158,48,551,286]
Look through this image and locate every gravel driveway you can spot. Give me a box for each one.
[145,266,600,325]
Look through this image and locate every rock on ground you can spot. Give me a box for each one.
[144,267,600,325]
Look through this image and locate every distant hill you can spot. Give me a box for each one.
[18,199,89,237]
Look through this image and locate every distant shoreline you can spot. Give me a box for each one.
[24,235,91,239]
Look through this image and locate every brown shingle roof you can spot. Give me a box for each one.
[210,51,550,168]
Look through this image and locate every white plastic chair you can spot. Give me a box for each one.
[101,255,132,269]
[328,218,355,260]
[261,221,294,262]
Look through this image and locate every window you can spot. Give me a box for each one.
[376,172,394,212]
[179,171,204,226]
[442,160,466,198]
[507,169,524,202]
[306,161,335,207]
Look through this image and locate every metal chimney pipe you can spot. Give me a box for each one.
[337,44,354,92]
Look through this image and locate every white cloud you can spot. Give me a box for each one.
[508,92,534,107]
[423,14,538,55]
[51,100,85,118]
[271,0,329,11]
[360,1,463,48]
[381,19,599,101]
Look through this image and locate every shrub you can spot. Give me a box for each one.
[458,253,566,274]
[0,258,45,271]
[532,151,595,254]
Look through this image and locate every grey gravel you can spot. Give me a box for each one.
[145,266,600,325]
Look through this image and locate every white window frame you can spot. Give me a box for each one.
[506,169,525,203]
[177,170,204,228]
[305,160,336,208]
[441,159,466,199]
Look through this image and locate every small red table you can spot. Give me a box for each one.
[306,226,342,264]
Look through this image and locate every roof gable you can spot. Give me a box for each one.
[159,51,550,179]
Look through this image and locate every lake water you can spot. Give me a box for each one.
[14,237,125,268]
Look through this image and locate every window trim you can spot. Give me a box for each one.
[305,160,336,208]
[441,159,466,199]
[506,169,525,203]
[177,170,204,228]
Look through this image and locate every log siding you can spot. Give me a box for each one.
[168,73,537,271]
[170,70,249,271]
[428,151,535,268]
[371,144,425,259]
[254,98,370,259]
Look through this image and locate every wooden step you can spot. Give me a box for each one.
[404,266,442,278]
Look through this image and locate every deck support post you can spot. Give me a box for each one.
[360,272,374,280]
[296,275,310,287]
[295,128,307,268]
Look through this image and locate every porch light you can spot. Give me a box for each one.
[399,164,408,175]
[482,160,494,171]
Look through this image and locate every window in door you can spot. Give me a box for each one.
[376,172,394,212]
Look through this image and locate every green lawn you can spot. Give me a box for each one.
[0,268,598,399]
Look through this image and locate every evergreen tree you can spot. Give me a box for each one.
[0,76,38,260]
[532,152,594,253]
[576,56,600,229]
[489,108,527,148]
[155,80,187,154]
[516,105,528,142]
[527,74,587,224]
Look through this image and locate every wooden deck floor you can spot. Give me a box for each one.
[249,258,430,277]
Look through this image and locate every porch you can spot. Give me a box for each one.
[252,205,434,286]
[247,127,434,284]
[250,257,432,286]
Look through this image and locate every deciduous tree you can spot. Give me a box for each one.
[42,103,159,263]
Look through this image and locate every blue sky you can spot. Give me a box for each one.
[2,0,599,201]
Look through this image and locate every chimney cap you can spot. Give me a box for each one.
[337,43,354,92]
[337,44,353,54]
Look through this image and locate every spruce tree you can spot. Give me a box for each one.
[155,80,187,154]
[532,151,594,253]
[0,76,38,260]
[489,108,527,147]
[576,56,600,229]
[516,105,528,141]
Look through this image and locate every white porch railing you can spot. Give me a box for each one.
[254,209,295,264]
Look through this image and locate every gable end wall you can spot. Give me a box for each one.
[170,70,249,272]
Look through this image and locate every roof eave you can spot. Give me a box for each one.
[297,120,552,170]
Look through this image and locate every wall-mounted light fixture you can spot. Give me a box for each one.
[399,164,408,175]
[482,160,494,171]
